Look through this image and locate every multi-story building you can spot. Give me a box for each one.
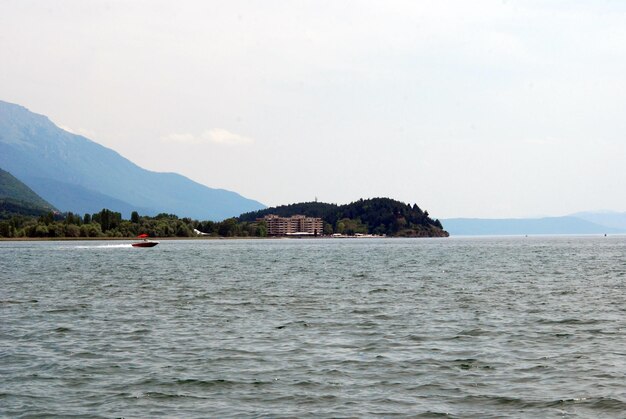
[261,214,324,236]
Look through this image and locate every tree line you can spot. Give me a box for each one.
[0,209,268,239]
[0,197,448,238]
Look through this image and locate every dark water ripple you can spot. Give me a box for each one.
[1,236,626,418]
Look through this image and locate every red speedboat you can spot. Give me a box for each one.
[132,234,159,248]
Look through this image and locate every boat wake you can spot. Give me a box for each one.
[74,244,133,249]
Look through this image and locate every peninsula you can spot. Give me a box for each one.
[237,198,449,237]
[0,188,448,239]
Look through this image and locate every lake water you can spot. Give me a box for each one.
[1,236,625,418]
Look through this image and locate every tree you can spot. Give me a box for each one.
[80,223,103,237]
[95,209,122,232]
[218,218,238,237]
[176,222,192,237]
[34,224,49,237]
[255,222,268,237]
[64,212,75,225]
[0,221,12,237]
[39,212,54,225]
[336,220,345,234]
[65,224,80,237]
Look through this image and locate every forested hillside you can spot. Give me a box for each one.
[239,197,448,237]
[0,168,57,219]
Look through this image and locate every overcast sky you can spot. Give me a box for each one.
[2,0,626,218]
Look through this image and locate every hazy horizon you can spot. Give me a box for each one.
[2,1,626,218]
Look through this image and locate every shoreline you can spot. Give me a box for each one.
[0,235,447,242]
[0,236,252,242]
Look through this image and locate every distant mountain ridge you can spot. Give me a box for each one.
[0,100,265,220]
[571,211,626,231]
[442,216,625,236]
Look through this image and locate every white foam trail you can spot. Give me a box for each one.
[74,244,133,249]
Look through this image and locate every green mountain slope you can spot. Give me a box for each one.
[0,167,57,218]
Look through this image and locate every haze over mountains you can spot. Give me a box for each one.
[443,214,626,236]
[1,98,624,234]
[571,211,626,231]
[0,100,265,220]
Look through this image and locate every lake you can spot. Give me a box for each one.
[1,236,625,418]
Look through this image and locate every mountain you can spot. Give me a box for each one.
[0,167,56,209]
[0,100,265,220]
[442,216,625,236]
[0,167,57,218]
[239,198,449,237]
[571,211,626,231]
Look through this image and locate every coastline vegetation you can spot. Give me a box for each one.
[239,198,448,237]
[0,198,448,239]
[0,209,266,239]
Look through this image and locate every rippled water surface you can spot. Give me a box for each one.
[1,236,626,418]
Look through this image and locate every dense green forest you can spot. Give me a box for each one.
[239,198,448,237]
[0,208,266,239]
[0,198,448,239]
[0,198,56,220]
